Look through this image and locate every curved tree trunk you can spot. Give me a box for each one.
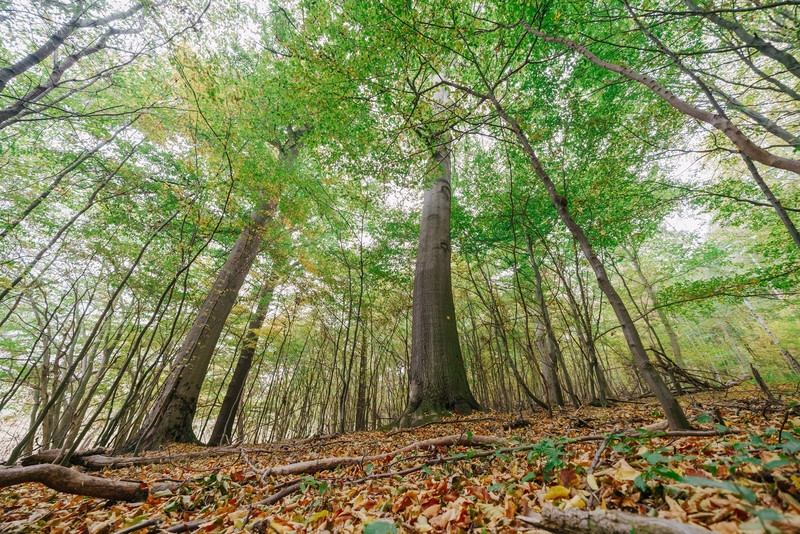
[402,134,480,422]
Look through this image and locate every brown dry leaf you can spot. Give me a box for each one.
[611,459,641,482]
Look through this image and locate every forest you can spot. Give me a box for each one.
[0,0,799,533]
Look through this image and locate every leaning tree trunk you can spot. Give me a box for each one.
[402,134,480,422]
[207,278,277,446]
[488,99,691,430]
[123,201,276,452]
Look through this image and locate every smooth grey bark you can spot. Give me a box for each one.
[124,201,275,451]
[525,233,565,406]
[207,279,276,446]
[715,90,800,148]
[743,299,800,373]
[620,3,800,252]
[402,134,480,421]
[683,0,800,80]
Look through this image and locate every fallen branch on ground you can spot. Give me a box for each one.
[15,444,284,470]
[386,417,498,436]
[518,504,711,533]
[20,446,107,466]
[263,433,510,477]
[0,464,150,501]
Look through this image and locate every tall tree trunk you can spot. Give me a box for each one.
[207,278,277,446]
[123,128,304,451]
[713,315,749,368]
[124,201,275,451]
[402,134,480,422]
[354,328,369,431]
[525,234,565,406]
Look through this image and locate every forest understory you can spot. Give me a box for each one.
[2,384,799,534]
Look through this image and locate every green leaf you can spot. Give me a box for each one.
[364,521,398,534]
[521,472,536,482]
[779,440,800,455]
[308,510,329,523]
[644,451,668,465]
[751,508,783,521]
[764,459,792,469]
[679,476,757,503]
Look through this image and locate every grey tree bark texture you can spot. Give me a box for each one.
[402,134,481,423]
[123,129,305,451]
[123,201,275,451]
[207,279,277,446]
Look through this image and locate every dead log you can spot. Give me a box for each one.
[518,505,711,533]
[20,446,107,466]
[0,464,148,501]
[80,445,247,470]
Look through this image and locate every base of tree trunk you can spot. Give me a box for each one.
[518,505,711,533]
[397,396,484,428]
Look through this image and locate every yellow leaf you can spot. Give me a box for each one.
[586,474,599,491]
[310,510,329,522]
[544,485,571,500]
[565,495,586,509]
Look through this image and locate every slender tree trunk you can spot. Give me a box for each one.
[354,328,369,431]
[713,315,749,368]
[403,133,480,421]
[525,234,565,406]
[622,244,686,367]
[207,279,277,446]
[743,299,800,373]
[484,97,691,430]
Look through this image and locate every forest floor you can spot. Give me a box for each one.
[1,384,799,534]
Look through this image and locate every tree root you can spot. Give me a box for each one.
[518,505,711,533]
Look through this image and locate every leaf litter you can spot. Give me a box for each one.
[1,385,799,534]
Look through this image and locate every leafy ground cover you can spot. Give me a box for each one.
[1,385,798,534]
